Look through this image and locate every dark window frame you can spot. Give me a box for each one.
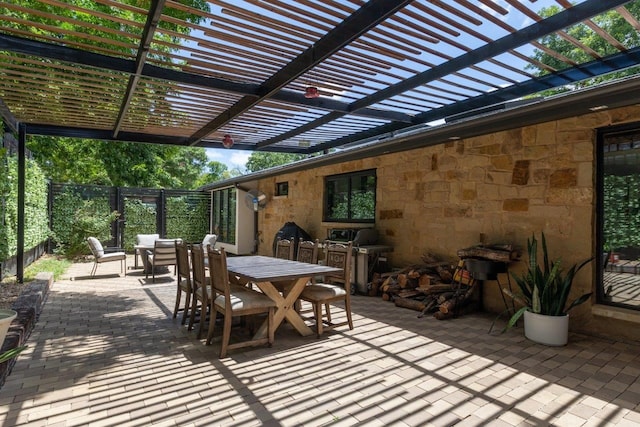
[275,181,289,196]
[323,168,376,223]
[597,121,640,311]
[212,187,237,245]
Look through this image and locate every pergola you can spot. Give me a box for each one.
[2,0,640,280]
[1,0,640,153]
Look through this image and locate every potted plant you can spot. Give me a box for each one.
[0,309,17,345]
[503,232,593,346]
[0,309,26,363]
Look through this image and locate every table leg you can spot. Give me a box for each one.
[253,277,313,338]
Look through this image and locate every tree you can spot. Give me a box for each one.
[27,136,209,189]
[529,2,640,92]
[245,152,308,173]
[194,160,236,188]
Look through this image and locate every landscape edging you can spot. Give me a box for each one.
[0,272,52,388]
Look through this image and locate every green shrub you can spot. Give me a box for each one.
[51,189,118,258]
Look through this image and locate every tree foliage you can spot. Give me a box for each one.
[245,152,308,173]
[193,160,238,188]
[5,0,222,189]
[51,189,119,258]
[27,136,209,189]
[529,2,640,92]
[0,153,50,261]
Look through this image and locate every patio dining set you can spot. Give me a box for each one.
[87,233,355,358]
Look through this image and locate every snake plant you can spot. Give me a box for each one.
[504,232,593,330]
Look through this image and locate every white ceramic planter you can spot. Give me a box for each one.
[0,309,17,346]
[524,310,569,346]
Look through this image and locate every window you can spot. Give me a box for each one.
[276,181,288,196]
[598,123,640,310]
[324,169,376,222]
[212,187,236,244]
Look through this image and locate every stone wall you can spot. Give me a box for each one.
[252,105,640,340]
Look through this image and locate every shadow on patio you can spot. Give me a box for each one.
[1,256,639,426]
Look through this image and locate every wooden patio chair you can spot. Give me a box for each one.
[173,241,194,325]
[190,244,211,336]
[294,238,320,312]
[87,237,126,278]
[296,238,320,264]
[146,238,181,283]
[298,241,353,337]
[206,246,276,358]
[274,238,294,260]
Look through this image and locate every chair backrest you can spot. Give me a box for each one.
[202,234,218,248]
[323,241,353,291]
[136,233,159,246]
[275,238,294,260]
[175,241,191,283]
[152,239,179,266]
[297,238,319,264]
[207,246,231,298]
[190,244,208,300]
[87,237,104,258]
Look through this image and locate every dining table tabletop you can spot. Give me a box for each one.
[226,255,343,339]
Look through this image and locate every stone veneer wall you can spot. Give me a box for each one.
[253,105,640,341]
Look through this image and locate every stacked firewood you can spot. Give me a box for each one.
[369,253,479,320]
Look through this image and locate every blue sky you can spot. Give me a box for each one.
[206,147,250,172]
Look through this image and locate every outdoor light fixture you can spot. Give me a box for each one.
[304,86,320,99]
[222,134,234,148]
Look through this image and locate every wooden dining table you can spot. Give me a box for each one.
[225,255,343,339]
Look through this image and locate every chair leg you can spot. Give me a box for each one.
[90,261,98,277]
[206,304,219,345]
[268,308,274,347]
[197,301,207,339]
[346,298,353,330]
[314,302,323,338]
[173,287,182,319]
[220,312,233,358]
[188,296,198,331]
[325,303,332,323]
[181,292,191,325]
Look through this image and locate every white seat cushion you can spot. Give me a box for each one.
[96,251,126,263]
[202,234,218,248]
[214,285,275,310]
[87,237,104,257]
[136,234,159,246]
[300,283,346,301]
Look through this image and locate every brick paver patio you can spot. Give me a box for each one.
[1,256,640,426]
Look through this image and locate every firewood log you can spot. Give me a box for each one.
[417,298,438,318]
[397,290,420,298]
[417,284,455,294]
[397,274,408,288]
[395,297,426,311]
[433,311,455,320]
[385,284,402,295]
[381,277,396,292]
[439,285,476,314]
[456,245,517,263]
[437,292,455,304]
[418,274,431,288]
[407,270,420,279]
[436,266,453,283]
[368,279,381,297]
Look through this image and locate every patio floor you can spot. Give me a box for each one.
[1,256,640,426]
